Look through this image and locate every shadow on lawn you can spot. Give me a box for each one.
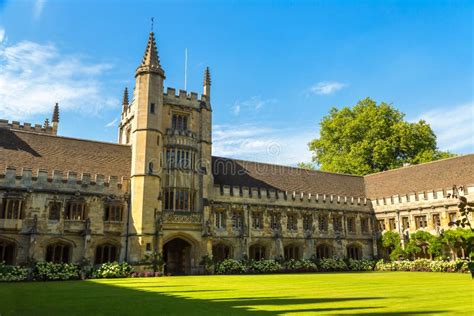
[0,280,449,316]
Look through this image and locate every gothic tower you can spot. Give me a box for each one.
[122,31,165,261]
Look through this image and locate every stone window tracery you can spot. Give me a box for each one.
[284,245,300,260]
[95,244,118,264]
[1,198,23,220]
[249,245,266,261]
[318,214,328,232]
[333,215,342,232]
[315,244,331,259]
[65,201,86,221]
[287,213,297,231]
[232,211,243,230]
[172,114,188,131]
[415,215,427,229]
[104,204,123,222]
[46,242,71,263]
[347,217,356,233]
[270,212,281,230]
[215,211,225,229]
[252,212,263,229]
[347,244,362,260]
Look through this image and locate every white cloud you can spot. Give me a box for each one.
[33,0,46,20]
[416,102,474,153]
[0,27,5,43]
[231,96,276,115]
[105,117,119,128]
[213,124,315,166]
[307,81,347,95]
[0,37,117,120]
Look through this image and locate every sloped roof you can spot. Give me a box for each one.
[363,154,474,198]
[211,156,366,197]
[0,129,131,179]
[1,128,472,200]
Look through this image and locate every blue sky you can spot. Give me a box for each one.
[0,0,472,165]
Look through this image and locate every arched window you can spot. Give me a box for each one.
[315,244,331,259]
[95,244,119,265]
[249,245,266,261]
[284,245,300,260]
[347,245,362,260]
[46,242,71,263]
[212,244,231,262]
[0,239,16,265]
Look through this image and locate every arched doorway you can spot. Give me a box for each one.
[163,238,192,275]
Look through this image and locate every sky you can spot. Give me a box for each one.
[0,0,472,166]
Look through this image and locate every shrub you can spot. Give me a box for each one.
[215,259,247,274]
[374,259,470,273]
[34,262,80,281]
[284,259,318,273]
[92,262,133,279]
[318,258,348,272]
[248,260,282,274]
[347,259,376,271]
[0,262,29,282]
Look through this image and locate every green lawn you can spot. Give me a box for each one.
[0,272,472,315]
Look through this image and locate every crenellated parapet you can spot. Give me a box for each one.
[0,119,55,135]
[371,184,474,213]
[164,87,210,109]
[0,166,128,196]
[211,184,371,212]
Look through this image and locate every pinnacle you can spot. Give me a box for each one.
[203,67,211,86]
[52,103,59,123]
[122,87,129,112]
[140,32,161,68]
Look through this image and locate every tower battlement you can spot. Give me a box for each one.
[164,87,209,108]
[0,166,127,195]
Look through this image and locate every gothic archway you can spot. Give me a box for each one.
[163,238,192,275]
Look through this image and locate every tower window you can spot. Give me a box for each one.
[150,103,155,114]
[65,201,86,221]
[172,114,188,131]
[1,198,23,220]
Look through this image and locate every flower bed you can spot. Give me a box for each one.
[375,259,469,273]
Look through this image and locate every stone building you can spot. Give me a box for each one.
[0,31,473,274]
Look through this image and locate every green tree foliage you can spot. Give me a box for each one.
[308,97,455,175]
[405,231,443,260]
[381,231,407,260]
[296,162,316,170]
[382,231,401,248]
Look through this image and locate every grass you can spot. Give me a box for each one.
[0,272,472,315]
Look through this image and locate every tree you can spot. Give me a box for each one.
[296,162,316,170]
[405,231,438,259]
[381,231,406,261]
[307,97,455,175]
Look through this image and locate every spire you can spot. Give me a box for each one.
[136,32,165,77]
[44,118,50,128]
[122,87,129,112]
[52,103,59,123]
[203,66,211,87]
[51,103,59,135]
[203,67,211,100]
